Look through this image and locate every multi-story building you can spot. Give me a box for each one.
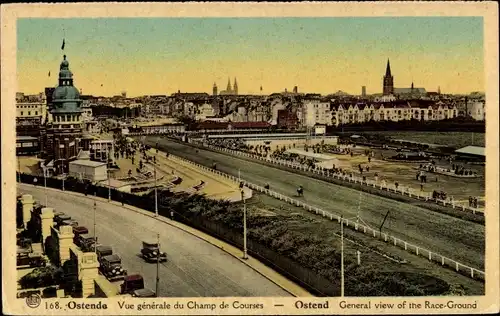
[16,92,48,137]
[43,54,84,175]
[301,98,331,127]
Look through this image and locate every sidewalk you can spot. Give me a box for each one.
[19,184,312,297]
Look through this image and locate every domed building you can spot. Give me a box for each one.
[44,54,83,174]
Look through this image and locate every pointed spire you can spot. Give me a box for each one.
[385,59,392,76]
[226,77,232,91]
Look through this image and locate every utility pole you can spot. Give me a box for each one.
[107,170,111,202]
[43,168,48,207]
[154,162,158,217]
[93,192,97,255]
[242,190,248,260]
[340,215,344,297]
[17,158,21,183]
[156,233,160,297]
[238,169,241,182]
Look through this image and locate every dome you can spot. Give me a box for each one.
[52,85,80,102]
[50,53,83,114]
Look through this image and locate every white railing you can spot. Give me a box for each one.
[196,141,484,216]
[166,146,484,282]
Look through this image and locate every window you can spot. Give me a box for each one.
[20,111,23,116]
[35,111,38,115]
[28,111,31,116]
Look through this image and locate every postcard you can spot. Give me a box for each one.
[1,1,498,315]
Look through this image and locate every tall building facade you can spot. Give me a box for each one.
[44,54,84,175]
[361,86,366,97]
[383,59,394,95]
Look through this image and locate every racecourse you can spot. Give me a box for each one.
[145,136,485,271]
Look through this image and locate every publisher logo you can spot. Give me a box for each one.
[26,293,41,308]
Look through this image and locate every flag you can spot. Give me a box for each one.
[101,84,103,87]
[48,71,51,77]
[61,38,65,50]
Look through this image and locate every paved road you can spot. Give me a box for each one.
[18,184,291,297]
[146,137,485,271]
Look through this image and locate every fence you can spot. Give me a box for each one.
[164,150,485,283]
[193,141,484,218]
[17,173,335,296]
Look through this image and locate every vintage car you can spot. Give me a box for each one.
[96,246,113,263]
[72,226,89,244]
[132,288,156,298]
[17,249,46,268]
[79,235,100,252]
[100,254,126,281]
[61,219,79,228]
[120,274,147,295]
[54,214,71,225]
[140,241,167,263]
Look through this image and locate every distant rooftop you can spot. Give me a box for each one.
[455,146,485,157]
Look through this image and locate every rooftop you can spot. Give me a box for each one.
[455,146,485,157]
[69,160,107,167]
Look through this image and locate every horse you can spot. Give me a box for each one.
[297,186,304,197]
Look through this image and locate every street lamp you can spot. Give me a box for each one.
[340,215,344,297]
[154,162,158,217]
[17,157,21,183]
[43,167,48,207]
[156,233,160,297]
[107,169,111,202]
[62,173,66,191]
[241,189,248,260]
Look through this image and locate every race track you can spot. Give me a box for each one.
[145,137,485,271]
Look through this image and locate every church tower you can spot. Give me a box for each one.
[233,77,238,95]
[226,78,232,94]
[213,82,218,96]
[383,59,394,95]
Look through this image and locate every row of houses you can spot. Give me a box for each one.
[299,99,484,127]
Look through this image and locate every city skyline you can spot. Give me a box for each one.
[17,17,484,97]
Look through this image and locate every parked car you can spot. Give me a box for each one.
[61,219,79,228]
[140,241,167,263]
[96,246,113,263]
[79,236,100,252]
[54,214,71,226]
[100,254,126,281]
[132,288,156,297]
[72,226,89,244]
[120,274,149,295]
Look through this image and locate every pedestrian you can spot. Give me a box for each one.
[420,184,424,191]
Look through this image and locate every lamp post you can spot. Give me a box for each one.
[43,168,48,207]
[17,157,21,183]
[156,233,160,297]
[93,192,97,255]
[340,215,344,297]
[107,169,111,202]
[154,162,158,217]
[241,189,248,260]
[62,174,66,191]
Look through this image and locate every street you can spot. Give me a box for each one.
[146,137,485,271]
[18,184,292,297]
